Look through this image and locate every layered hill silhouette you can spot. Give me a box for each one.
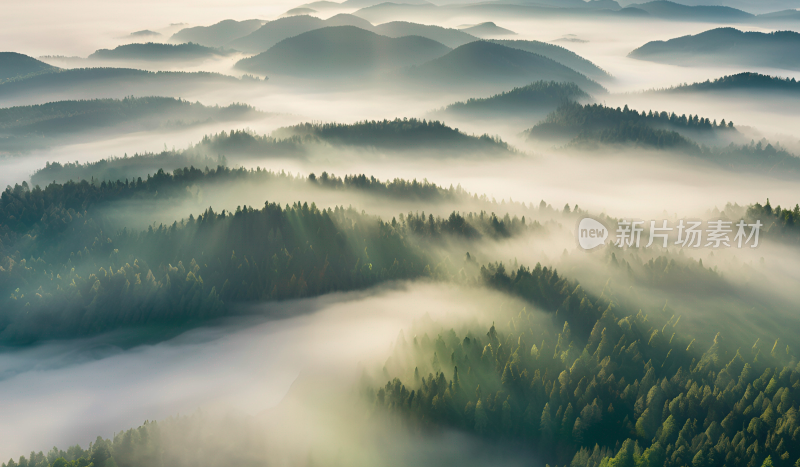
[235,26,450,77]
[458,22,516,38]
[0,68,263,107]
[228,14,372,53]
[626,1,754,21]
[0,97,260,154]
[373,21,476,48]
[0,52,59,83]
[403,41,606,94]
[490,39,612,81]
[170,19,264,47]
[629,27,800,69]
[656,72,800,93]
[523,102,800,174]
[88,42,232,62]
[272,118,514,155]
[222,14,508,53]
[434,81,590,121]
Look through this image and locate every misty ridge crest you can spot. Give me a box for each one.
[629,27,800,69]
[235,26,452,77]
[88,42,235,62]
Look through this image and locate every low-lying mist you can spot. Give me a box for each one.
[0,281,532,465]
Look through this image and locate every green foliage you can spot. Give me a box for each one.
[88,42,232,61]
[658,73,800,93]
[0,167,540,344]
[273,118,513,154]
[440,81,589,118]
[0,97,258,154]
[371,262,800,467]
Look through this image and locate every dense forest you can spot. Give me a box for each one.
[88,42,232,62]
[656,73,800,94]
[371,259,800,467]
[0,97,259,153]
[525,103,800,174]
[436,81,590,119]
[272,118,514,154]
[0,167,539,344]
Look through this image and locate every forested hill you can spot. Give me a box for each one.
[170,19,264,47]
[371,262,800,467]
[272,118,515,154]
[0,52,59,83]
[235,26,450,77]
[404,41,607,95]
[489,40,612,81]
[629,28,800,70]
[88,42,233,62]
[0,68,264,107]
[525,102,800,174]
[0,168,536,345]
[656,72,800,93]
[437,81,590,119]
[0,97,259,154]
[525,102,736,145]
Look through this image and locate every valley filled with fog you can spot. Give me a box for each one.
[2,0,800,466]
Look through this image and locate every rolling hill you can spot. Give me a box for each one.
[0,97,260,154]
[458,22,516,38]
[403,41,606,94]
[0,52,59,82]
[170,19,264,47]
[629,27,800,69]
[490,39,612,81]
[435,81,591,120]
[656,72,800,93]
[0,68,263,107]
[272,118,514,155]
[88,42,232,62]
[373,21,477,48]
[235,26,451,77]
[228,14,372,54]
[626,1,754,21]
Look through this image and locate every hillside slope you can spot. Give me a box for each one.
[236,26,451,77]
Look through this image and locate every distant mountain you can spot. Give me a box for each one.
[629,27,800,70]
[619,0,800,15]
[756,9,800,21]
[0,52,59,83]
[353,2,646,24]
[272,118,514,155]
[130,30,161,37]
[89,42,232,62]
[524,101,800,175]
[228,14,372,54]
[284,7,317,16]
[657,72,800,93]
[458,22,516,38]
[490,39,612,81]
[235,26,451,77]
[341,0,430,7]
[298,1,342,10]
[170,19,264,47]
[435,81,590,120]
[373,21,477,48]
[626,1,754,21]
[403,41,606,94]
[0,68,264,107]
[0,97,260,154]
